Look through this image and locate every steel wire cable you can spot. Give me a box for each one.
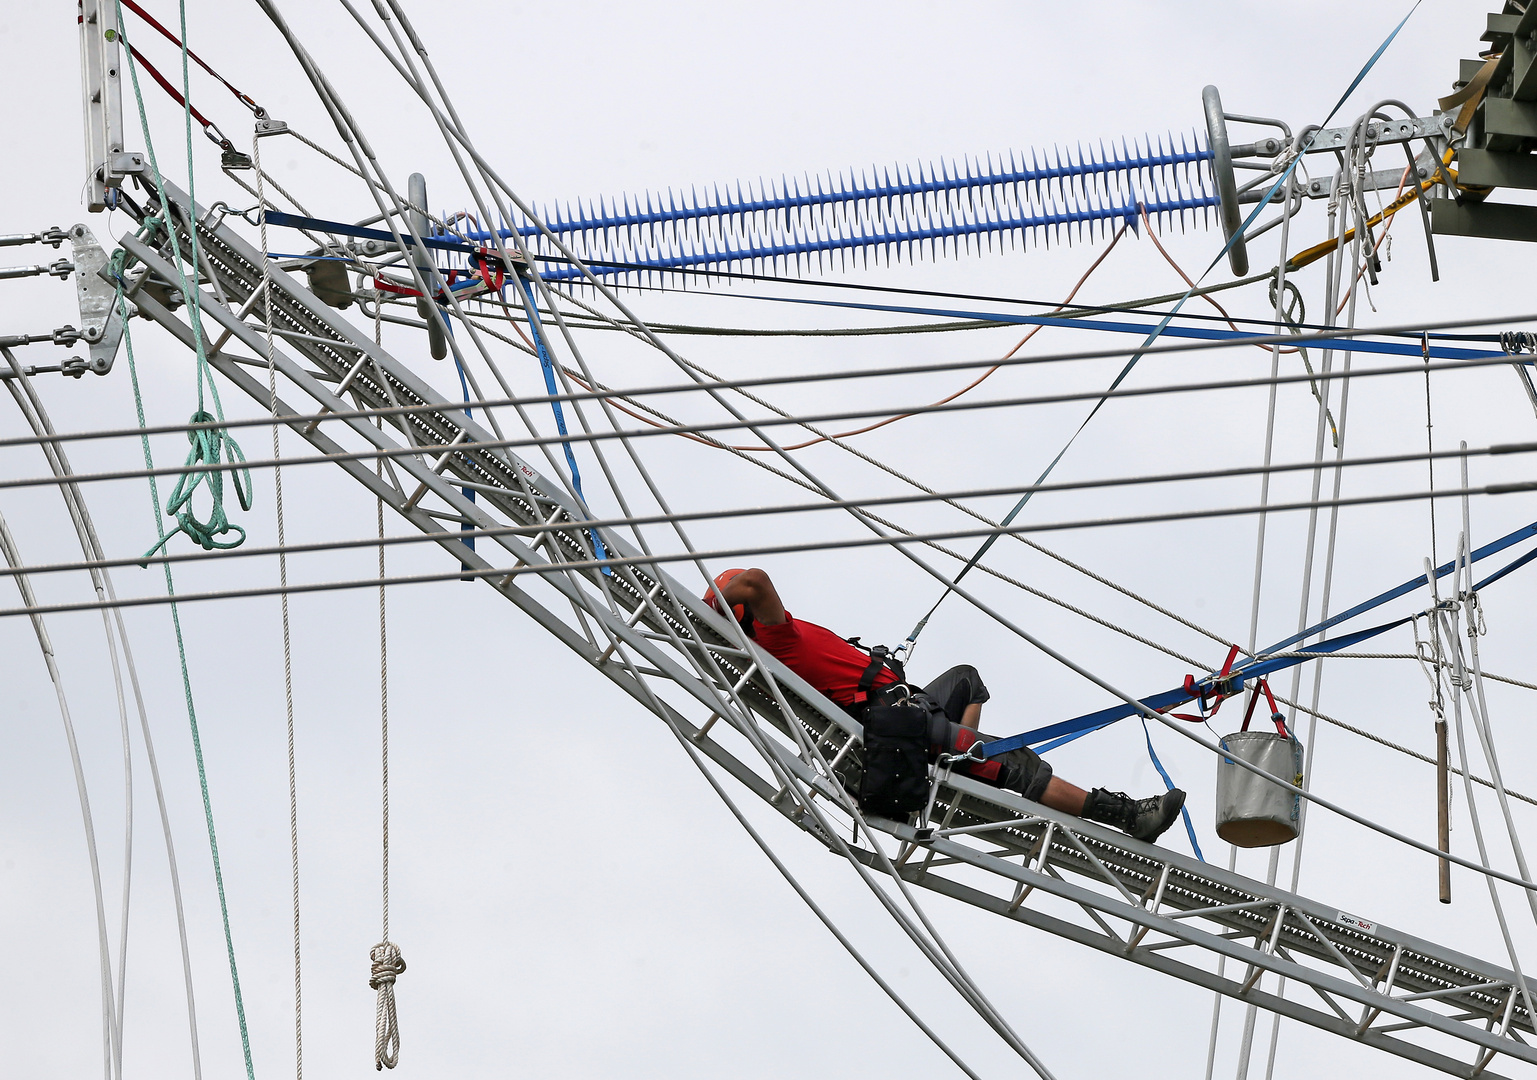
[2,461,1533,588]
[252,125,305,1080]
[1,375,1533,499]
[0,479,1523,618]
[9,307,1533,457]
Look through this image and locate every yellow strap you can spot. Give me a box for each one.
[1439,53,1502,134]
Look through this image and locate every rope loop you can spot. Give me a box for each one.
[141,410,253,559]
[369,942,406,1070]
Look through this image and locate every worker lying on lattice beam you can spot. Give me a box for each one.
[706,568,1186,843]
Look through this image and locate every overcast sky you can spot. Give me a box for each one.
[4,2,1537,1079]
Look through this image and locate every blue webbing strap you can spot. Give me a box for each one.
[520,278,612,573]
[900,0,1425,656]
[982,520,1537,758]
[1257,519,1537,656]
[263,209,476,254]
[1141,717,1205,861]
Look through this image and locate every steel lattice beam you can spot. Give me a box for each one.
[114,178,1536,1080]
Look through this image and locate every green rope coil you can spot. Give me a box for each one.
[141,410,252,558]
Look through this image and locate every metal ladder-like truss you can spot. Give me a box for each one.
[114,179,1535,1080]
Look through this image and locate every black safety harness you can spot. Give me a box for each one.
[844,639,929,818]
[846,637,910,712]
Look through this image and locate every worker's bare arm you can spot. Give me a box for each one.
[722,567,787,625]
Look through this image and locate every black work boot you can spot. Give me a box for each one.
[1082,787,1186,843]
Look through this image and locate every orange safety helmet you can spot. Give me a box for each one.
[703,567,751,627]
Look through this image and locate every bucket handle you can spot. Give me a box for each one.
[1240,677,1289,738]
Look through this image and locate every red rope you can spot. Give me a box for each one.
[119,0,265,117]
[124,40,219,134]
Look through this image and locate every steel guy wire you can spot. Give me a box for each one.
[252,124,304,1080]
[0,479,1524,618]
[1210,159,1296,1080]
[13,309,1535,454]
[7,355,1536,504]
[7,495,1536,810]
[1251,143,1360,1080]
[3,382,1535,502]
[3,460,1532,591]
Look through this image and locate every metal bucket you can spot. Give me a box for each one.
[1216,730,1304,848]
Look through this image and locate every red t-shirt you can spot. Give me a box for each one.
[752,611,898,706]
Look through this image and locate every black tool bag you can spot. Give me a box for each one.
[857,699,931,818]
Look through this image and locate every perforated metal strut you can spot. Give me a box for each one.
[119,179,1535,1079]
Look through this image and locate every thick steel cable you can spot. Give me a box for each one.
[1253,146,1362,1080]
[0,508,118,1080]
[2,352,207,1080]
[1207,147,1298,1080]
[6,368,131,1080]
[253,129,304,1080]
[5,357,135,1080]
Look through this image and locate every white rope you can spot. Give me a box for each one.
[254,127,304,1080]
[370,295,405,1070]
[369,943,406,1070]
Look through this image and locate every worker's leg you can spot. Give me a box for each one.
[1039,776,1087,815]
[951,726,1184,844]
[921,665,989,730]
